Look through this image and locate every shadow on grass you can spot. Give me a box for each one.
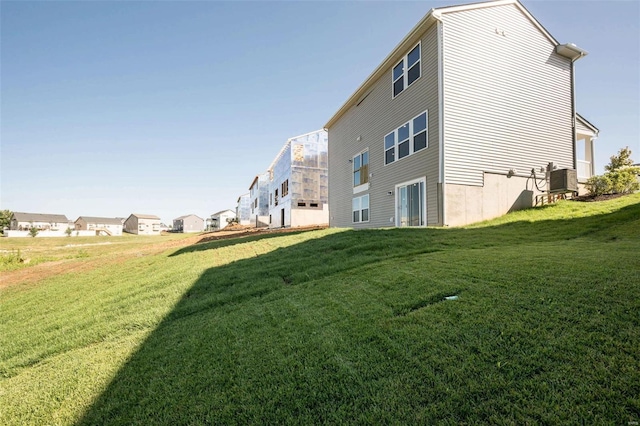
[77,201,640,424]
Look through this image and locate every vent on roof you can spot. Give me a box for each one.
[549,169,578,193]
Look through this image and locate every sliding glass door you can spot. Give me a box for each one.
[396,178,426,227]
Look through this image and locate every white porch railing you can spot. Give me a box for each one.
[577,160,591,179]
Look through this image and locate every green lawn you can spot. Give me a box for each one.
[1,194,639,425]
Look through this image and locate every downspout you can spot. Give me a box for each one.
[570,59,577,170]
[569,52,586,171]
[435,14,446,226]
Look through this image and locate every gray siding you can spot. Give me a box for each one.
[329,24,441,228]
[442,4,573,186]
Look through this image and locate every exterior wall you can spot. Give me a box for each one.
[124,216,161,235]
[236,195,251,226]
[212,211,235,230]
[441,4,573,187]
[182,216,204,233]
[137,218,161,235]
[75,218,123,236]
[174,216,202,233]
[269,130,328,228]
[123,216,139,234]
[11,219,71,231]
[445,172,547,226]
[328,23,441,228]
[250,173,270,228]
[291,205,329,228]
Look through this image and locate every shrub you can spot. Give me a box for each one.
[585,174,612,196]
[586,147,640,196]
[28,227,39,238]
[608,168,640,194]
[0,250,23,269]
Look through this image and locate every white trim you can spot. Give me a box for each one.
[353,183,369,194]
[352,148,370,189]
[394,176,427,227]
[392,41,422,99]
[352,194,370,223]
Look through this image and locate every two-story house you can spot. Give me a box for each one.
[325,0,597,228]
[173,214,204,233]
[123,214,162,235]
[268,130,329,228]
[75,216,123,236]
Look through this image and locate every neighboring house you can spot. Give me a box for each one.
[325,0,596,228]
[123,214,162,235]
[249,172,270,228]
[75,216,123,236]
[209,209,236,231]
[268,129,328,228]
[236,194,251,226]
[10,212,71,231]
[173,214,204,233]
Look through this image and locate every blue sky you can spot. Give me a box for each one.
[1,1,638,225]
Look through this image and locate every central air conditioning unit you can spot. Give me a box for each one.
[549,168,578,193]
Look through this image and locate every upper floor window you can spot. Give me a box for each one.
[353,150,369,187]
[384,111,428,165]
[392,42,421,98]
[281,179,289,197]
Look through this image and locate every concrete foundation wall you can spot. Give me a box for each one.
[445,172,545,227]
[290,205,329,228]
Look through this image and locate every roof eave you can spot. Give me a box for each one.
[324,10,440,129]
[556,43,588,61]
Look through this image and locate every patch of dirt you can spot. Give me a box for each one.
[196,225,327,244]
[572,193,627,202]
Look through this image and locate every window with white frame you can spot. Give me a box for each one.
[352,194,370,223]
[384,110,428,165]
[392,42,421,98]
[353,150,369,187]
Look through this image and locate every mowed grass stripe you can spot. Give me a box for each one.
[0,194,638,424]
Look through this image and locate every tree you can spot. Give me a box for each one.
[605,146,634,172]
[28,227,39,238]
[0,210,11,234]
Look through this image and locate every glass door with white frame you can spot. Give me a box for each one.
[396,178,425,227]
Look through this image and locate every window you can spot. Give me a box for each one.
[393,43,421,97]
[384,111,428,165]
[281,179,289,197]
[274,189,279,206]
[353,150,369,187]
[352,194,370,223]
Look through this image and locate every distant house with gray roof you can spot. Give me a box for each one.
[75,216,123,236]
[10,212,71,231]
[123,214,162,235]
[173,214,204,233]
